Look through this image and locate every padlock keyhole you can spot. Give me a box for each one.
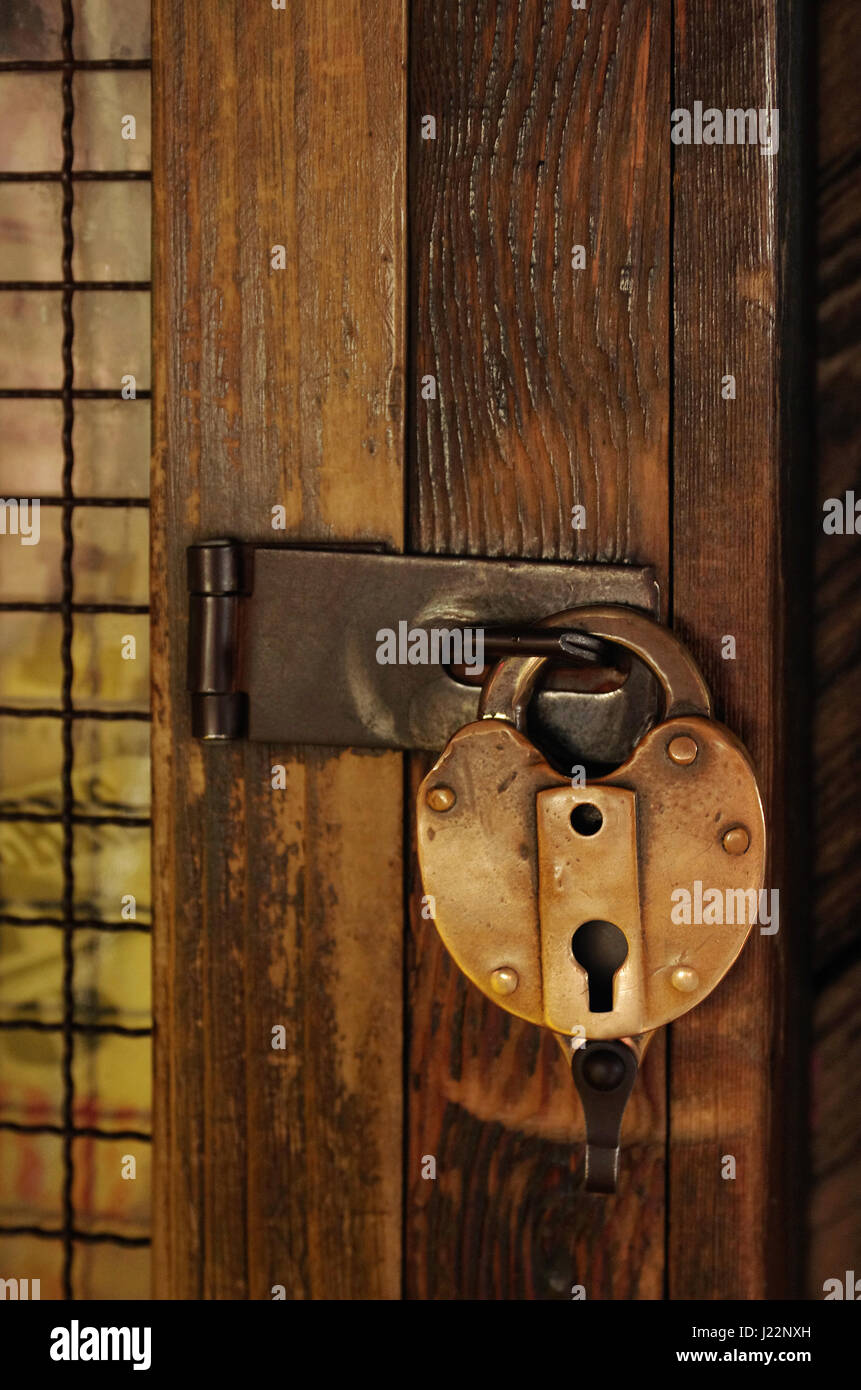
[571,920,629,1013]
[570,802,603,835]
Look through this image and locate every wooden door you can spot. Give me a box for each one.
[152,0,804,1299]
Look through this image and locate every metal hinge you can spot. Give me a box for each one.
[187,539,659,760]
[187,539,253,740]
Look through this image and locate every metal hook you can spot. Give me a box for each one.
[557,1034,647,1194]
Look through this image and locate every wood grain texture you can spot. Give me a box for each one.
[670,0,804,1298]
[812,0,861,978]
[809,0,861,1297]
[407,0,671,1300]
[809,963,861,1293]
[410,0,671,574]
[151,0,406,1298]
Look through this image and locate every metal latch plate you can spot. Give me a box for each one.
[188,543,658,758]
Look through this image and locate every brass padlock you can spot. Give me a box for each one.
[417,606,766,1193]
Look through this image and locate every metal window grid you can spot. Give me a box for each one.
[0,2,152,1297]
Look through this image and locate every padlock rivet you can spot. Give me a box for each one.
[722,825,750,856]
[668,735,698,765]
[426,785,456,812]
[671,966,700,993]
[490,967,518,996]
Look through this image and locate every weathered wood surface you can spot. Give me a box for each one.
[151,0,809,1301]
[670,0,804,1298]
[809,0,861,1298]
[407,0,671,1300]
[151,0,406,1298]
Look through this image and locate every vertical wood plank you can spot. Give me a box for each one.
[151,0,406,1298]
[671,0,804,1298]
[407,0,672,1299]
[810,0,861,1296]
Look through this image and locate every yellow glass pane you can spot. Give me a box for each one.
[75,1242,150,1300]
[72,612,149,707]
[0,924,63,1022]
[0,613,62,704]
[0,1021,64,1127]
[0,716,63,814]
[0,1131,63,1227]
[74,929,151,1031]
[72,1033,151,1128]
[73,290,150,390]
[0,182,62,279]
[73,716,149,815]
[0,504,63,602]
[0,75,62,172]
[73,72,150,172]
[0,820,64,919]
[71,1134,150,1237]
[73,505,149,604]
[0,291,62,389]
[0,400,63,495]
[72,180,151,281]
[73,399,149,498]
[73,823,151,925]
[73,0,151,61]
[0,1233,63,1300]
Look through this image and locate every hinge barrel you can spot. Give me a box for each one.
[187,540,253,740]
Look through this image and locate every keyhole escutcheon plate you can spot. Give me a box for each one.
[537,784,643,1038]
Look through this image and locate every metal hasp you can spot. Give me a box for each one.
[187,540,659,757]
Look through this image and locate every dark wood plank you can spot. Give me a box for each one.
[809,963,861,1295]
[809,0,861,1294]
[670,0,804,1298]
[151,0,406,1298]
[407,0,672,1300]
[813,0,861,976]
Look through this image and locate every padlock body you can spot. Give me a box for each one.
[417,715,765,1039]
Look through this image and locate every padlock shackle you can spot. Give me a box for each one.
[477,605,712,728]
